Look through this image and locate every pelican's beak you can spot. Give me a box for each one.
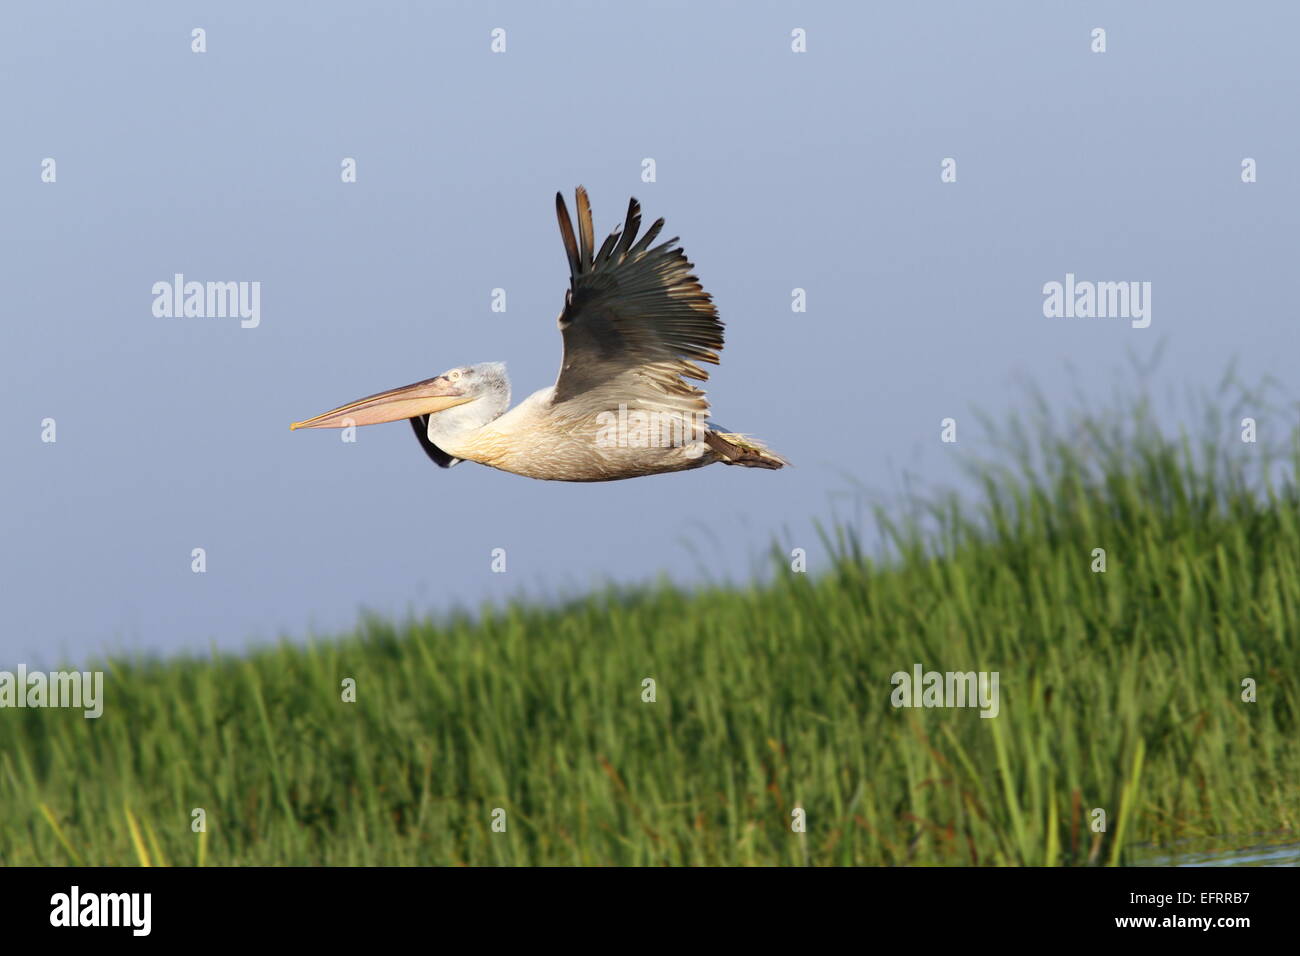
[290,375,472,430]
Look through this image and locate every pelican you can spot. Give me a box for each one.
[291,187,787,481]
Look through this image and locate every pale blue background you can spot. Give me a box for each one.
[2,1,1296,664]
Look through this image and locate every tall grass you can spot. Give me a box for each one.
[2,399,1298,865]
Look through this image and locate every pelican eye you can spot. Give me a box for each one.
[449,370,462,382]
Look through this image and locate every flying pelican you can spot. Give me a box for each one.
[291,187,787,481]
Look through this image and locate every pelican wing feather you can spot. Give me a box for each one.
[551,187,723,419]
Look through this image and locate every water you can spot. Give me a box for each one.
[1133,838,1300,867]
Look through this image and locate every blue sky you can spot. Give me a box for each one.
[2,1,1296,664]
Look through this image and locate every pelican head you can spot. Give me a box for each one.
[290,361,510,432]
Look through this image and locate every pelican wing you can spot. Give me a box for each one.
[551,187,723,420]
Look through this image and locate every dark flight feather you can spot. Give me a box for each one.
[409,415,460,468]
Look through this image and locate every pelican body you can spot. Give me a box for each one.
[292,188,786,482]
